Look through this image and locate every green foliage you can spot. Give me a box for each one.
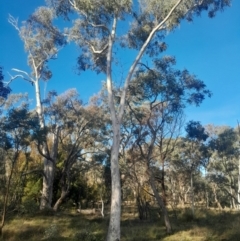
[128,56,211,109]
[209,127,238,156]
[19,199,39,215]
[0,66,11,99]
[185,121,208,141]
[22,178,42,204]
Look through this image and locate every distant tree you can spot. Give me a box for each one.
[208,127,239,209]
[175,121,209,216]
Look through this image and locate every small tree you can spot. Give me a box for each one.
[176,121,209,216]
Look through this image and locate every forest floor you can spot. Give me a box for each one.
[1,206,240,241]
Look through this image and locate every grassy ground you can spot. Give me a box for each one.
[1,207,240,241]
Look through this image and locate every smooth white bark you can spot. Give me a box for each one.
[190,172,195,217]
[106,16,122,241]
[105,2,183,239]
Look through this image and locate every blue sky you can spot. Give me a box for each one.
[1,0,240,128]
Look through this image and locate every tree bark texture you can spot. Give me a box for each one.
[106,125,121,241]
[40,158,55,209]
[53,162,69,211]
[34,81,54,210]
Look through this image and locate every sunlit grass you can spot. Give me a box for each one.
[1,207,240,241]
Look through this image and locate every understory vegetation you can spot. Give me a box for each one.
[1,207,240,241]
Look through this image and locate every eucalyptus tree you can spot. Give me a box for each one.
[122,56,210,231]
[8,7,66,209]
[41,89,108,211]
[208,127,239,209]
[46,0,230,239]
[174,121,209,215]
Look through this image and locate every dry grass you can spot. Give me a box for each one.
[1,207,240,241]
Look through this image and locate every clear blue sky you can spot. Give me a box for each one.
[1,0,240,127]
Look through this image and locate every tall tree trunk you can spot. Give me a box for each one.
[106,124,121,241]
[34,81,54,210]
[41,159,55,209]
[105,3,183,239]
[149,173,172,234]
[40,126,59,210]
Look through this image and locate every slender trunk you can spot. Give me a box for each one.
[149,173,172,234]
[53,159,69,212]
[100,198,104,217]
[106,124,121,241]
[53,187,68,211]
[238,157,240,209]
[161,161,167,205]
[190,172,194,217]
[178,184,185,207]
[184,187,190,204]
[171,181,177,207]
[206,191,209,209]
[212,184,222,210]
[105,15,121,241]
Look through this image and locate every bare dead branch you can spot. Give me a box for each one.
[8,14,20,31]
